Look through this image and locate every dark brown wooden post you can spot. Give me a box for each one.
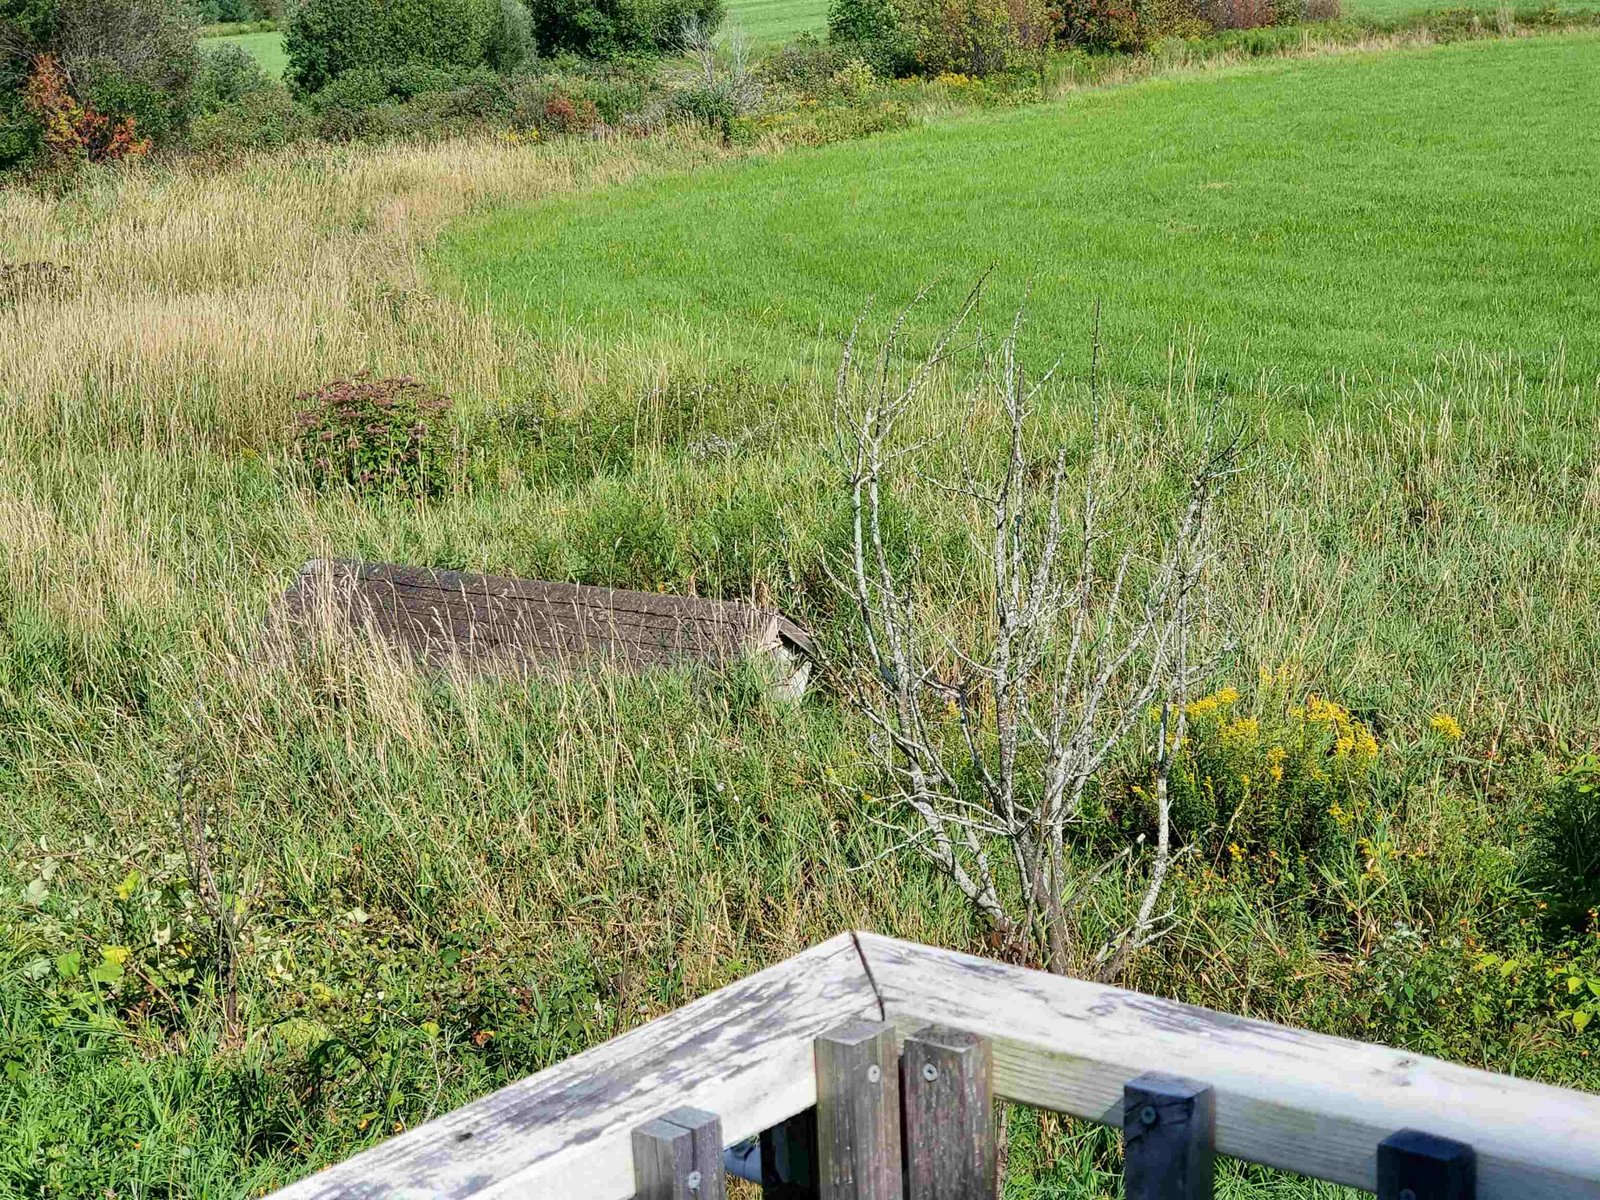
[901,1024,996,1200]
[815,1021,903,1200]
[633,1106,728,1200]
[1123,1073,1215,1200]
[1378,1131,1476,1200]
[760,1109,819,1198]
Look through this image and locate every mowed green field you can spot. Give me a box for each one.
[721,0,828,43]
[444,34,1600,399]
[211,29,287,76]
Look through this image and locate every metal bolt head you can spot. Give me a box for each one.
[867,1064,881,1084]
[1139,1104,1158,1127]
[686,1169,702,1193]
[921,1063,939,1082]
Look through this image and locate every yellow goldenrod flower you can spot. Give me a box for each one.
[1429,712,1464,740]
[1184,686,1240,720]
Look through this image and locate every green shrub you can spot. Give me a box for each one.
[1341,927,1600,1070]
[487,0,537,69]
[284,0,523,94]
[291,374,457,498]
[310,62,504,110]
[187,85,307,154]
[827,0,915,72]
[1,0,200,169]
[527,0,724,59]
[828,0,1055,76]
[1527,756,1600,933]
[191,41,274,115]
[759,33,851,91]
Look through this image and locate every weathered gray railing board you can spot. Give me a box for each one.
[267,931,1600,1200]
[858,933,1600,1199]
[268,934,878,1200]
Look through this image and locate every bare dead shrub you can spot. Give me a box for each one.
[831,287,1241,979]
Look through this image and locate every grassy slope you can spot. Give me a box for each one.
[213,29,288,76]
[443,35,1600,398]
[3,38,1598,1200]
[722,0,829,44]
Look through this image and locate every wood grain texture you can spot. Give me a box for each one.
[856,933,1600,1200]
[633,1107,727,1200]
[266,934,877,1200]
[902,1026,995,1200]
[277,559,812,677]
[815,1022,903,1200]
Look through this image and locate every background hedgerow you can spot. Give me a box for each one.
[0,0,199,170]
[283,0,531,95]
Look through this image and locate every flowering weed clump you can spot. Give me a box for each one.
[291,373,456,498]
[1131,668,1380,873]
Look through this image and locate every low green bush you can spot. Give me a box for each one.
[1339,926,1600,1074]
[827,0,916,74]
[186,85,308,154]
[192,41,275,115]
[759,33,854,91]
[1527,756,1600,933]
[309,62,505,110]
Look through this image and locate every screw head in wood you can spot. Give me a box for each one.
[867,1064,881,1083]
[921,1063,939,1082]
[1139,1104,1158,1126]
[685,1169,702,1192]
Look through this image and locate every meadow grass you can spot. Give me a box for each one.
[2,32,1597,1200]
[211,30,288,77]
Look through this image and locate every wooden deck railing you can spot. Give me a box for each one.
[267,932,1600,1200]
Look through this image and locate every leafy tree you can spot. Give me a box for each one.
[1,0,198,170]
[527,0,723,60]
[284,0,531,94]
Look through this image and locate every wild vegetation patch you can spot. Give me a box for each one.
[1,18,1598,1200]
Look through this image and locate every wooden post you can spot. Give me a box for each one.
[1123,1073,1215,1200]
[815,1021,903,1200]
[633,1107,728,1200]
[1378,1131,1476,1200]
[760,1109,819,1198]
[901,1024,996,1200]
